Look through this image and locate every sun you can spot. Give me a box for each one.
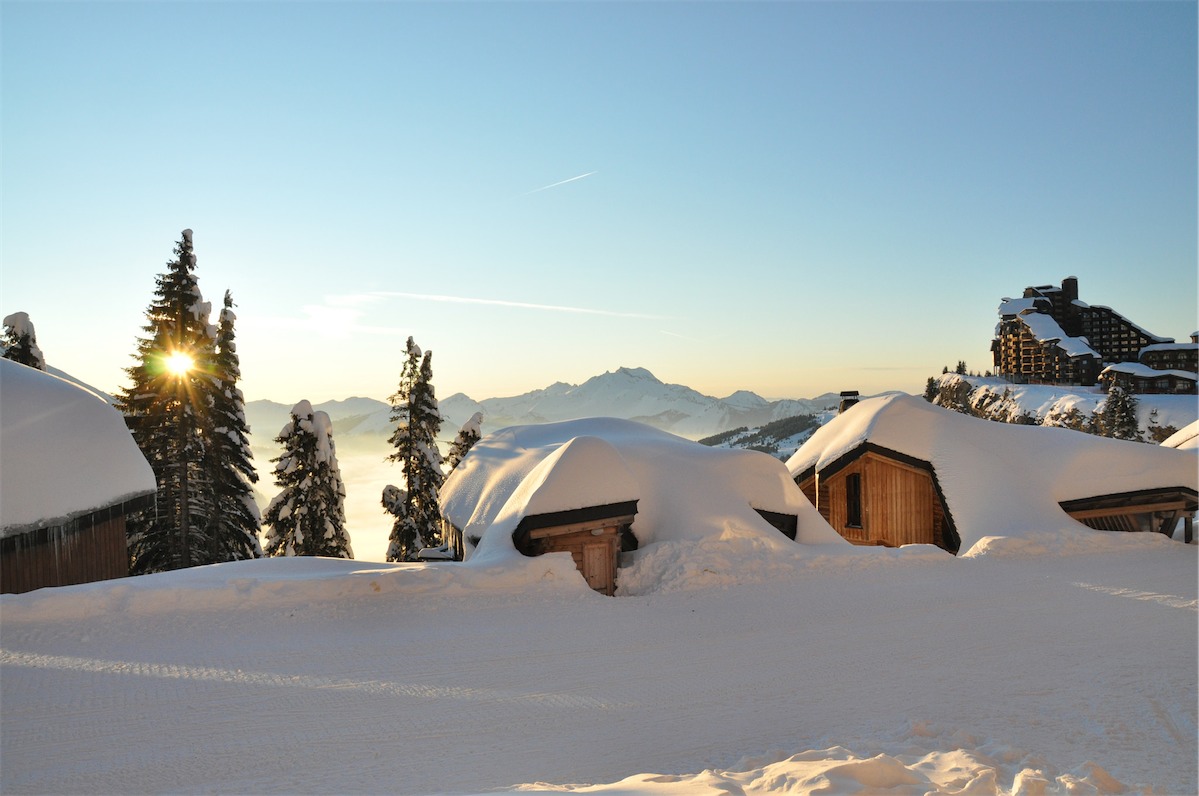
[164,351,194,377]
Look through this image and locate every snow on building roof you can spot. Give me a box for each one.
[1017,311,1100,359]
[1100,362,1197,381]
[786,394,1198,553]
[1139,341,1199,354]
[1,359,156,537]
[1161,421,1198,451]
[440,417,844,565]
[997,297,1043,316]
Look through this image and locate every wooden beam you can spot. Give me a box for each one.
[1066,502,1193,520]
[526,515,636,540]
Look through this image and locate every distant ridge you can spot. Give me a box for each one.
[244,367,851,447]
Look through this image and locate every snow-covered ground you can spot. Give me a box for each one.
[3,531,1195,795]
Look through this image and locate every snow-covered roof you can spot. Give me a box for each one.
[1139,341,1198,354]
[997,296,1043,317]
[1100,362,1197,381]
[1017,312,1100,359]
[786,394,1198,553]
[440,417,844,565]
[1,359,156,537]
[1161,421,1199,451]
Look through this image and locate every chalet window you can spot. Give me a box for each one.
[846,473,863,528]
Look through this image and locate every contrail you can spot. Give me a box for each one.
[370,291,668,320]
[520,170,598,196]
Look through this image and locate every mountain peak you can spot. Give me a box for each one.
[720,389,768,409]
[612,366,659,381]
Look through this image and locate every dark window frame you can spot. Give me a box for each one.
[845,472,863,529]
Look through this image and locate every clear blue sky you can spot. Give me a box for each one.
[3,1,1195,404]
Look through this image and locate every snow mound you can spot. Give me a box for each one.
[617,538,949,595]
[441,417,846,577]
[1162,420,1198,450]
[0,554,595,623]
[788,394,1198,554]
[506,729,1137,794]
[0,359,156,535]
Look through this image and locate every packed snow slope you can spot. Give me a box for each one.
[0,358,155,535]
[2,533,1195,795]
[440,417,844,570]
[788,395,1199,554]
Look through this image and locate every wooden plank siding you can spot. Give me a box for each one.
[799,450,956,552]
[1,515,129,594]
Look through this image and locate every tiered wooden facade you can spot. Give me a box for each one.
[796,445,959,553]
[993,316,1098,385]
[992,277,1174,386]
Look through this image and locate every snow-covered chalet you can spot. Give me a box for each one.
[1,359,157,593]
[788,394,1198,553]
[438,417,845,595]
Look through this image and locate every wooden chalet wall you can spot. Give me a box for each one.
[1,515,129,594]
[800,451,956,552]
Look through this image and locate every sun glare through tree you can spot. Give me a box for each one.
[165,351,194,377]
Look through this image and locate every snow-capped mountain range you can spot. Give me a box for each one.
[245,366,848,446]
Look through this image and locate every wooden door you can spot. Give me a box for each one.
[582,542,614,595]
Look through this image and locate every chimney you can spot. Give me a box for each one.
[1062,276,1078,304]
[838,390,860,414]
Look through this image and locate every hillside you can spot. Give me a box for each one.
[927,373,1198,439]
[244,367,848,447]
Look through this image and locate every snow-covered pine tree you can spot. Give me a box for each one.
[381,483,423,561]
[409,349,444,542]
[262,401,353,558]
[202,291,263,562]
[445,411,484,472]
[117,229,222,574]
[1093,381,1141,441]
[384,337,444,561]
[1,311,46,370]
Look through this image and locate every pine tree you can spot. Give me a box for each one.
[922,377,938,403]
[117,229,222,574]
[1093,381,1141,441]
[445,412,484,472]
[2,311,46,370]
[1144,408,1179,444]
[262,401,353,558]
[384,337,444,561]
[202,291,262,562]
[381,483,423,561]
[1044,404,1090,433]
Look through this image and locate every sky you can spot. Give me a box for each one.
[2,0,1196,405]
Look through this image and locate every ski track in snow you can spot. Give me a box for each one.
[0,650,628,710]
[1069,581,1198,611]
